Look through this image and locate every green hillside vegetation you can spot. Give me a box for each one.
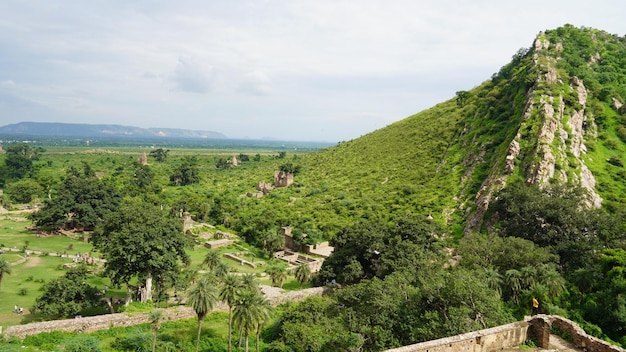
[1,25,626,351]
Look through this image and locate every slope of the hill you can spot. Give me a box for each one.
[270,25,626,237]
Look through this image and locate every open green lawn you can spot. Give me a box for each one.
[0,217,94,255]
[0,255,71,327]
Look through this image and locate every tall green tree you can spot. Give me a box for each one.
[233,289,271,352]
[294,263,312,289]
[149,148,169,162]
[0,257,11,290]
[220,274,243,352]
[5,179,43,203]
[170,157,200,186]
[32,266,100,318]
[203,249,222,271]
[30,166,121,230]
[265,261,289,288]
[187,274,218,352]
[91,199,191,303]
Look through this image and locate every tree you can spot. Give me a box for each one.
[149,148,169,162]
[294,263,312,289]
[266,261,289,288]
[30,166,122,230]
[203,249,222,271]
[32,266,100,318]
[5,179,43,203]
[187,274,218,352]
[216,158,232,170]
[259,229,285,255]
[0,257,12,290]
[170,157,200,186]
[133,163,155,190]
[149,309,163,352]
[492,181,624,272]
[215,261,230,278]
[279,162,301,175]
[220,274,243,352]
[91,199,191,303]
[455,90,470,107]
[233,289,271,352]
[318,215,443,285]
[2,143,36,182]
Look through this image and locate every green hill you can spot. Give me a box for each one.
[245,25,626,239]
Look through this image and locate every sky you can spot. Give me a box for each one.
[1,1,625,142]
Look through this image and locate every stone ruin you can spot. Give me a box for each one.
[138,152,148,165]
[274,171,294,187]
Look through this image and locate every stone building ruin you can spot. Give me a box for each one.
[274,171,294,187]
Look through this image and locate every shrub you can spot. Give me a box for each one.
[63,335,102,352]
[18,288,28,296]
[111,330,151,352]
[608,156,624,167]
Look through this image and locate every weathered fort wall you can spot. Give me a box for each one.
[527,315,626,352]
[384,321,528,352]
[3,287,326,339]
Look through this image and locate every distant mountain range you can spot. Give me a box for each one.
[0,122,227,139]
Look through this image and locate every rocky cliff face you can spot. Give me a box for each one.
[466,32,603,233]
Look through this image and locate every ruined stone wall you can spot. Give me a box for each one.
[384,321,528,352]
[528,315,626,352]
[2,306,206,339]
[2,287,326,339]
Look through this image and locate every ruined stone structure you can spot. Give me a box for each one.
[138,152,148,165]
[385,321,528,352]
[257,181,274,194]
[181,211,194,232]
[204,239,234,249]
[274,170,294,187]
[273,250,323,273]
[527,315,625,352]
[386,315,625,352]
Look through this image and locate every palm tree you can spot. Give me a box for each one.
[482,266,503,296]
[187,274,218,352]
[520,266,537,290]
[294,263,312,289]
[233,289,271,352]
[215,261,230,278]
[505,269,522,304]
[265,262,288,288]
[149,309,163,352]
[203,250,221,271]
[220,274,242,352]
[537,264,566,298]
[0,257,12,289]
[241,273,258,292]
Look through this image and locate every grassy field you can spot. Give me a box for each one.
[0,214,304,331]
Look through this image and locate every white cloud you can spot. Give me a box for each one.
[0,80,15,88]
[171,56,221,94]
[0,1,626,141]
[238,71,272,96]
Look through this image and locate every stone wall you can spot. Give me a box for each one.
[528,315,626,352]
[2,306,208,339]
[2,287,326,339]
[384,321,528,352]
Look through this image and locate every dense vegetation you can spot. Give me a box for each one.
[1,25,626,351]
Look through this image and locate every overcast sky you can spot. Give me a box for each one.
[1,1,625,142]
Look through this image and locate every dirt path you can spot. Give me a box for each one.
[23,256,42,268]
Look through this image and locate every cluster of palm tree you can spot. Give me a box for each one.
[187,250,273,352]
[482,263,566,309]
